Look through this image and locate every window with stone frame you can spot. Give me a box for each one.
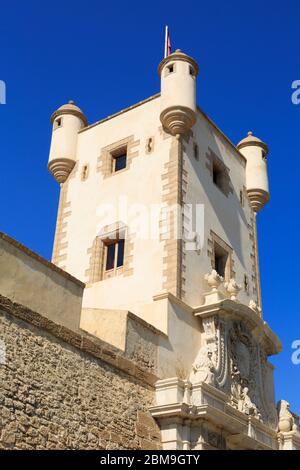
[85,223,131,284]
[209,231,233,282]
[205,148,233,197]
[97,136,140,179]
[101,228,126,280]
[111,147,127,173]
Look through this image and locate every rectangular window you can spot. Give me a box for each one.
[214,242,229,279]
[117,239,125,267]
[113,152,127,172]
[104,239,125,272]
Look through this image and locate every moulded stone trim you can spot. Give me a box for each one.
[85,222,134,284]
[160,136,184,299]
[205,147,233,197]
[97,135,140,179]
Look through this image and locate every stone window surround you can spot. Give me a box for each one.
[101,229,126,280]
[205,148,233,198]
[97,135,140,179]
[85,222,134,284]
[207,230,234,281]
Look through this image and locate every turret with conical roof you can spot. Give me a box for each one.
[237,131,270,212]
[158,49,199,136]
[48,100,87,184]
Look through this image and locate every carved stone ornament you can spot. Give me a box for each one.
[277,400,299,433]
[189,316,278,429]
[190,346,216,385]
[204,269,223,290]
[224,279,242,300]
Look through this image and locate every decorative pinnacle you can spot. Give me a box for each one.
[68,100,75,105]
[248,131,253,136]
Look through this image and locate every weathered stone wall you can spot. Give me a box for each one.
[0,296,161,450]
[0,232,85,333]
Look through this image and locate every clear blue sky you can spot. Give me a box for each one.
[0,1,299,411]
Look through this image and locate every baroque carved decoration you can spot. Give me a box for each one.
[277,400,300,433]
[204,269,223,291]
[224,279,242,300]
[190,316,278,429]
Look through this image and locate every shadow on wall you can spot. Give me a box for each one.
[188,117,249,269]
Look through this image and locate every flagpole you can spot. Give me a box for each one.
[164,25,168,58]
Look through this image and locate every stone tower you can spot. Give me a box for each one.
[47,50,299,450]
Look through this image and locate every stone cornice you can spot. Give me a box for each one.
[194,299,282,356]
[153,292,281,355]
[237,138,269,156]
[150,380,277,449]
[75,90,248,172]
[153,292,194,313]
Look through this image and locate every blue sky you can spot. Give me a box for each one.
[0,1,299,411]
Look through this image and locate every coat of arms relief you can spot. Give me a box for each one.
[190,315,278,429]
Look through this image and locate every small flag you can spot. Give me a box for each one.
[164,26,171,58]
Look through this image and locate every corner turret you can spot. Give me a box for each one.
[48,100,87,183]
[158,49,198,136]
[237,131,270,212]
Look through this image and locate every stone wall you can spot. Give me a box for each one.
[0,296,161,450]
[0,232,85,333]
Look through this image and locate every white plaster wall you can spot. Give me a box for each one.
[0,234,84,332]
[157,300,202,378]
[184,112,256,307]
[52,96,259,325]
[61,97,168,317]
